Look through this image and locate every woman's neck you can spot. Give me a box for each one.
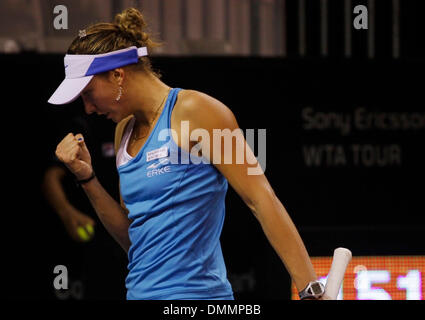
[129,72,171,126]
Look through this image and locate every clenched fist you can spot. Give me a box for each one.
[55,133,93,181]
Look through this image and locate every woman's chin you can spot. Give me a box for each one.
[108,113,118,123]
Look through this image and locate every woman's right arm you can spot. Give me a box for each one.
[80,176,131,252]
[55,132,131,253]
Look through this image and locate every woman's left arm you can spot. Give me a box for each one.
[181,91,317,293]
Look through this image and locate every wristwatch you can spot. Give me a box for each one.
[298,280,325,300]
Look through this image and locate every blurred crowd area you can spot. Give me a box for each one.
[0,0,423,59]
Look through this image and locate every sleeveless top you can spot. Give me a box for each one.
[116,88,234,299]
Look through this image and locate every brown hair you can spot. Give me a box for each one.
[67,8,162,77]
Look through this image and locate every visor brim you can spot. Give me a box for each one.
[48,76,93,105]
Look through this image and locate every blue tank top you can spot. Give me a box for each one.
[117,88,234,300]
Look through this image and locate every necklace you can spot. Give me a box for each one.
[132,88,170,141]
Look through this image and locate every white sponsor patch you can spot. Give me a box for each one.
[146,146,168,162]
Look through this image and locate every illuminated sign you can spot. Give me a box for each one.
[291,256,425,300]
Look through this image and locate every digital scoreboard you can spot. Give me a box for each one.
[291,256,425,300]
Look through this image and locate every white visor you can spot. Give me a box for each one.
[48,46,148,105]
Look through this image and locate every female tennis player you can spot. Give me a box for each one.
[50,8,326,300]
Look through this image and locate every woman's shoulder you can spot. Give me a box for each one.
[177,89,222,107]
[175,89,234,126]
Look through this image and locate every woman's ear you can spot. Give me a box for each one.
[110,68,125,86]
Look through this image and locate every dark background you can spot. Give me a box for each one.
[2,0,425,301]
[2,53,424,300]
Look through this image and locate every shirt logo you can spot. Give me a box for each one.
[146,157,170,169]
[146,157,171,178]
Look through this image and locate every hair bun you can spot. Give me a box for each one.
[114,8,146,42]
